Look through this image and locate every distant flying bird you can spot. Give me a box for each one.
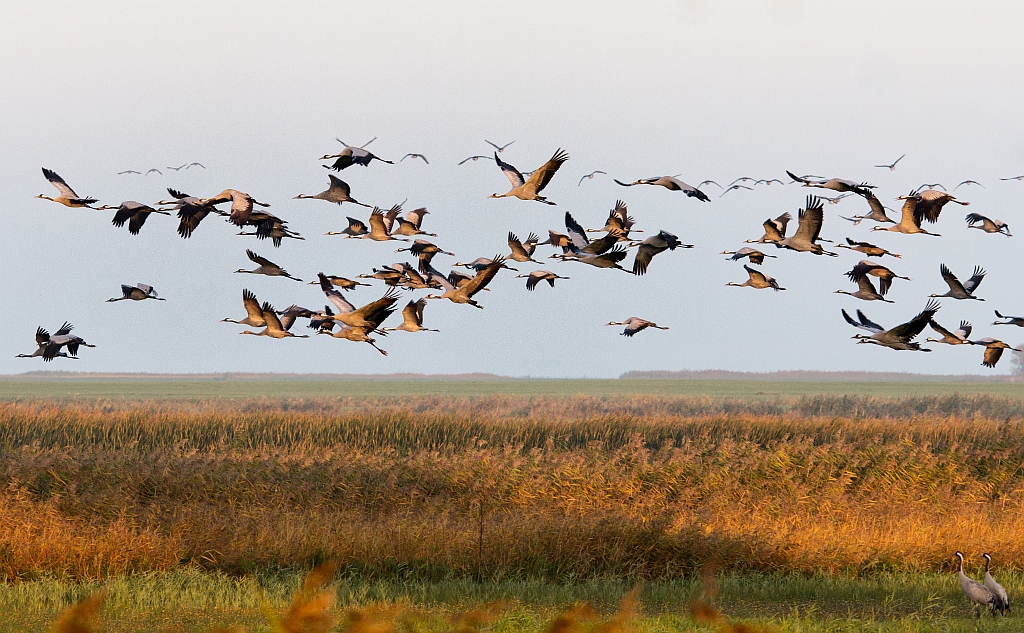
[721,247,776,266]
[109,201,171,235]
[785,171,876,197]
[614,176,711,202]
[517,270,569,291]
[842,300,939,352]
[485,140,515,152]
[167,164,187,171]
[835,238,901,259]
[321,137,393,170]
[726,265,785,291]
[606,317,668,337]
[294,175,371,207]
[755,178,785,186]
[145,168,162,176]
[490,149,569,205]
[36,168,103,209]
[925,320,972,345]
[993,310,1024,327]
[458,155,492,165]
[698,180,724,189]
[954,180,984,190]
[728,177,757,187]
[186,162,205,169]
[970,338,1022,368]
[720,184,753,197]
[966,213,1011,236]
[117,170,141,175]
[929,264,986,301]
[999,175,1024,181]
[578,170,607,185]
[822,193,853,204]
[630,230,692,276]
[235,249,302,281]
[917,182,947,191]
[401,153,429,164]
[107,283,165,302]
[874,154,905,170]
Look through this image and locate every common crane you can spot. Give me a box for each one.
[326,216,369,237]
[587,200,640,238]
[36,168,104,209]
[157,188,227,239]
[199,189,272,227]
[107,284,165,302]
[834,275,892,303]
[221,289,266,327]
[393,207,435,237]
[954,551,1000,618]
[382,299,439,333]
[294,175,371,207]
[318,304,396,355]
[517,270,569,291]
[490,149,569,205]
[109,201,171,235]
[776,195,837,256]
[36,322,96,361]
[839,192,895,226]
[424,256,507,308]
[745,213,792,244]
[614,176,710,202]
[308,276,371,291]
[321,137,393,171]
[925,320,972,345]
[726,265,785,291]
[969,338,1022,368]
[606,317,668,337]
[396,239,454,272]
[841,300,939,351]
[17,327,76,360]
[982,553,1010,614]
[993,310,1024,327]
[316,273,402,328]
[630,230,692,276]
[236,216,304,247]
[930,264,985,301]
[239,302,309,339]
[870,192,940,236]
[847,261,909,296]
[835,238,901,259]
[915,188,969,222]
[235,250,302,282]
[721,247,776,266]
[507,232,541,263]
[785,171,875,197]
[966,213,1011,236]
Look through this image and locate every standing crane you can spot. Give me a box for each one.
[605,317,669,337]
[107,284,165,302]
[929,264,986,301]
[954,551,1000,618]
[982,554,1010,615]
[35,168,105,209]
[726,265,785,291]
[614,176,710,201]
[489,149,569,204]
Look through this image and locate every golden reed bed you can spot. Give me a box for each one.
[1,395,1022,582]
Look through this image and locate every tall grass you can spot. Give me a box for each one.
[2,396,1024,583]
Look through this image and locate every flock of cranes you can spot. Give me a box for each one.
[24,141,1024,366]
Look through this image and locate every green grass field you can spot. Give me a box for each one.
[2,570,1020,632]
[2,377,1024,399]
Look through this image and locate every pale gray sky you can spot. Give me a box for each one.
[3,2,1024,377]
